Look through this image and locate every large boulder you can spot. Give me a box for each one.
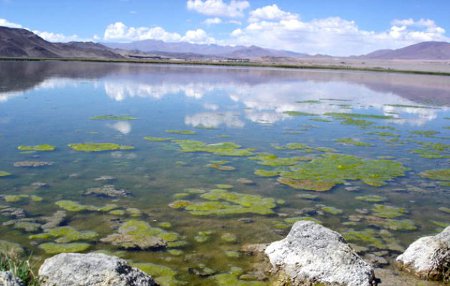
[38,253,157,286]
[396,225,450,281]
[0,271,24,286]
[265,221,375,286]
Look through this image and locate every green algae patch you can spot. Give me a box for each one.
[335,138,372,147]
[252,153,304,167]
[320,206,343,215]
[439,207,450,214]
[410,130,439,137]
[4,195,42,203]
[195,231,213,243]
[68,143,135,152]
[343,229,385,249]
[221,233,237,243]
[90,115,137,120]
[208,161,236,171]
[412,142,450,159]
[144,136,171,142]
[172,189,278,216]
[0,171,11,177]
[216,184,233,189]
[372,204,406,219]
[55,200,97,212]
[39,242,90,254]
[132,262,183,286]
[101,220,179,250]
[283,111,316,117]
[378,219,417,231]
[355,195,387,203]
[325,112,391,128]
[166,130,196,135]
[30,226,98,243]
[173,140,254,157]
[210,267,266,286]
[17,144,56,151]
[367,131,399,137]
[254,169,280,177]
[420,169,450,184]
[277,153,407,191]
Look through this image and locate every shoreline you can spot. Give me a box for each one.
[1,57,450,76]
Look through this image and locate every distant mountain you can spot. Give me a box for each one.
[105,40,308,59]
[0,26,122,59]
[360,41,450,60]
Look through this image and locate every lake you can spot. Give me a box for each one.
[0,61,449,285]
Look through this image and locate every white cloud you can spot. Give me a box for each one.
[33,30,81,42]
[0,18,22,28]
[204,17,222,25]
[104,22,215,44]
[187,0,249,18]
[185,112,244,128]
[228,5,449,56]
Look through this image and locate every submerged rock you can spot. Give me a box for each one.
[265,221,375,286]
[0,271,24,286]
[38,253,157,286]
[396,225,450,281]
[84,185,130,198]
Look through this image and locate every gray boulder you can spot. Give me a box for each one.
[38,253,157,286]
[0,271,24,286]
[265,221,375,286]
[396,225,450,281]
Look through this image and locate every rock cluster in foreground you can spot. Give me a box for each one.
[265,220,375,286]
[396,225,450,281]
[38,253,157,286]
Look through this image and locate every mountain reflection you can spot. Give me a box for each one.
[1,61,448,127]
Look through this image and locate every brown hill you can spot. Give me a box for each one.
[361,41,450,60]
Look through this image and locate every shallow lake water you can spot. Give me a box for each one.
[0,61,449,285]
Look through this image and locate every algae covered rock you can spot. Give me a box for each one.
[101,220,179,250]
[39,253,157,286]
[265,220,375,286]
[17,144,55,151]
[39,242,91,254]
[396,225,450,281]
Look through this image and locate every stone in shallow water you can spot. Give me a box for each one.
[84,185,130,198]
[396,225,450,281]
[39,253,156,286]
[265,221,375,286]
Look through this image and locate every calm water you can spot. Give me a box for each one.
[0,61,449,285]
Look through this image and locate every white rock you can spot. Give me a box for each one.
[396,225,450,281]
[38,253,157,286]
[0,271,24,286]
[265,220,375,286]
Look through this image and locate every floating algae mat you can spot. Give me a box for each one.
[0,61,449,285]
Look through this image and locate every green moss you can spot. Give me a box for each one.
[166,130,196,135]
[216,184,233,189]
[17,144,56,151]
[194,231,213,243]
[412,142,450,159]
[4,195,42,203]
[90,115,136,120]
[278,153,407,191]
[438,207,450,214]
[158,222,172,229]
[355,195,387,203]
[172,189,278,216]
[335,138,372,147]
[39,242,90,254]
[101,220,179,250]
[0,171,11,177]
[321,206,343,215]
[68,143,135,152]
[144,136,171,142]
[109,210,125,216]
[98,204,119,212]
[372,204,406,219]
[173,140,254,157]
[420,169,450,182]
[30,226,98,243]
[343,229,385,249]
[221,233,237,243]
[252,153,304,167]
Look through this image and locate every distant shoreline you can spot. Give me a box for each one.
[1,57,450,76]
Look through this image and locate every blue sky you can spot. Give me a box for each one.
[1,0,449,56]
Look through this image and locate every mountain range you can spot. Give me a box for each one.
[0,26,449,60]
